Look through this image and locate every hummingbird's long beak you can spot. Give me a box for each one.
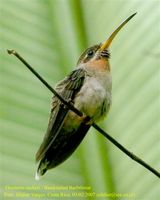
[100,12,137,51]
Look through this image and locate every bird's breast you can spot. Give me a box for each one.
[74,72,112,121]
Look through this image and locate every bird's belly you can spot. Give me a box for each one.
[74,77,111,121]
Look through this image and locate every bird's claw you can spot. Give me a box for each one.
[82,115,93,125]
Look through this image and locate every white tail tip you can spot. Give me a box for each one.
[35,171,41,181]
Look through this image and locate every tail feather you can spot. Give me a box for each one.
[35,160,48,181]
[35,170,41,181]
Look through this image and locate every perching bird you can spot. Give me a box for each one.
[35,13,136,180]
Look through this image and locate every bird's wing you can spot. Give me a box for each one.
[36,68,86,162]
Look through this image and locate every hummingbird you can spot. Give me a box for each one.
[35,13,136,180]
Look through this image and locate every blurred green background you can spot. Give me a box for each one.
[0,0,160,199]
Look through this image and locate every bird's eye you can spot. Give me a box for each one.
[87,49,94,57]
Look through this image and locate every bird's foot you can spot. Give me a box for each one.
[81,115,93,125]
[66,99,93,125]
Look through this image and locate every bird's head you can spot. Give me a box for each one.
[77,13,137,72]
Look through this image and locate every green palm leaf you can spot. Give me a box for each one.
[1,0,159,199]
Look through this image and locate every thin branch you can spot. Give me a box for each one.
[7,49,160,179]
[92,123,160,178]
[7,50,82,117]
